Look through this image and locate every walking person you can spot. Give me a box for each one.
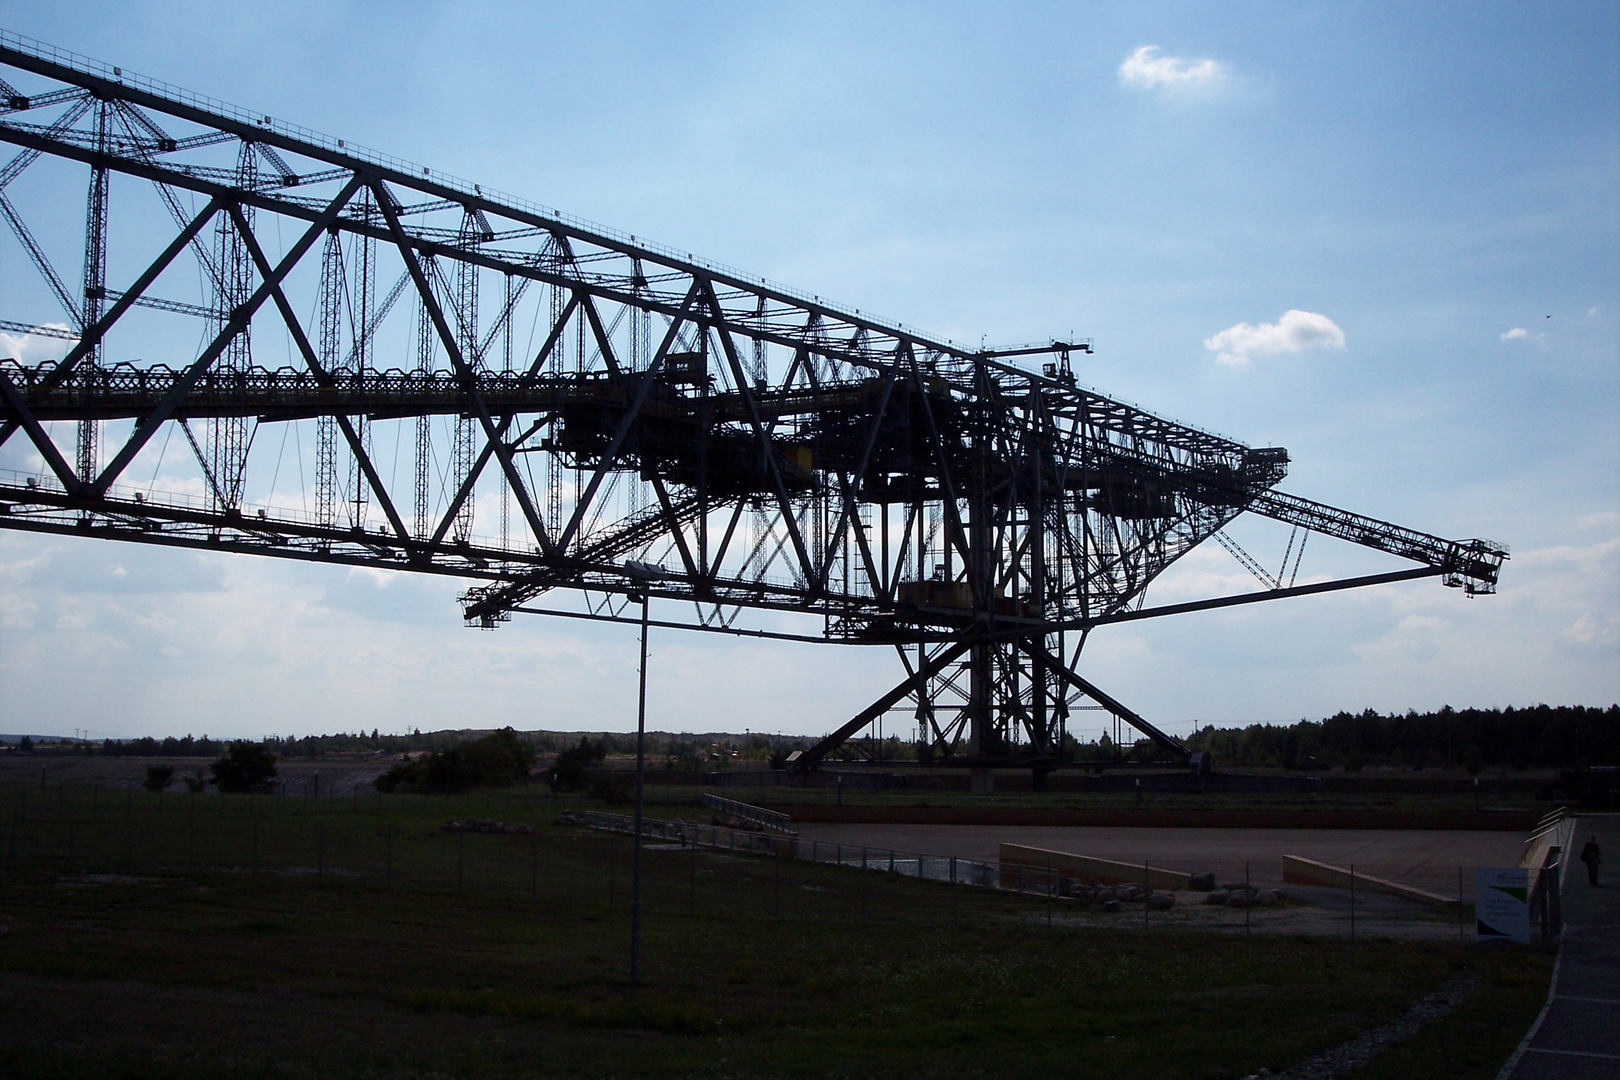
[1579,834,1601,886]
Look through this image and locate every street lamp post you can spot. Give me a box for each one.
[623,560,664,988]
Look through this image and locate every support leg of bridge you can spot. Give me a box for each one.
[970,768,994,795]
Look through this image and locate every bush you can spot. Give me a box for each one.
[589,773,632,805]
[547,736,606,793]
[142,765,175,792]
[182,771,206,793]
[374,728,534,794]
[211,742,279,793]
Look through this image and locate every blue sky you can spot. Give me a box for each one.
[1,2,1615,741]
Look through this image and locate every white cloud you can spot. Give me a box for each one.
[1204,309,1345,366]
[1118,46,1229,96]
[1500,327,1529,341]
[0,323,76,365]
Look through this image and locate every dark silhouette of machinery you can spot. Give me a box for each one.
[0,33,1506,779]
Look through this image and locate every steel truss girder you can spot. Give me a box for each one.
[0,34,1508,766]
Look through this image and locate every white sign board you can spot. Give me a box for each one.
[1475,867,1530,944]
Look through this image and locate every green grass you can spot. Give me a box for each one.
[0,783,1552,1079]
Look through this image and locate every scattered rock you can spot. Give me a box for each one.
[1189,872,1217,891]
[1225,891,1251,908]
[1206,889,1230,905]
[1146,892,1175,910]
[1101,899,1121,912]
[1254,890,1278,907]
[1219,880,1247,892]
[1097,887,1116,903]
[445,819,533,835]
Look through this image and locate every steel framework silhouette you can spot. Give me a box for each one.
[0,33,1507,775]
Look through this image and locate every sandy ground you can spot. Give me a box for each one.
[794,823,1526,897]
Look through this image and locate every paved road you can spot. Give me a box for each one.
[1502,814,1620,1080]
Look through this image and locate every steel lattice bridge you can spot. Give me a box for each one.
[0,33,1507,778]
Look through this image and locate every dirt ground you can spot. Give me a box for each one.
[0,753,390,795]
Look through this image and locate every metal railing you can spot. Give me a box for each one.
[701,793,794,835]
[576,808,999,888]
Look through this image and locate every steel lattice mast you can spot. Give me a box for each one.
[0,33,1507,775]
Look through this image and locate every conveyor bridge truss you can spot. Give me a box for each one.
[0,33,1507,771]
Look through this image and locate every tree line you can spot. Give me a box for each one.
[86,729,816,761]
[1184,704,1619,770]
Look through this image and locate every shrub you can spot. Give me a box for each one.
[589,773,632,805]
[374,728,534,794]
[182,771,206,793]
[211,741,279,793]
[143,765,175,792]
[547,736,606,793]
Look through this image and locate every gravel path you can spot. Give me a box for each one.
[1262,976,1476,1080]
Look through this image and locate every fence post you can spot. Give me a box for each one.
[1244,862,1250,937]
[317,817,324,877]
[1458,867,1464,942]
[126,787,135,875]
[1349,864,1355,941]
[1145,859,1150,932]
[1048,857,1055,930]
[386,826,392,889]
[690,839,696,917]
[774,849,781,919]
[188,793,196,869]
[531,830,538,904]
[458,829,465,892]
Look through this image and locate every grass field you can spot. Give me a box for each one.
[0,784,1552,1079]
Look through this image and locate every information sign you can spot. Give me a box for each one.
[1475,867,1530,944]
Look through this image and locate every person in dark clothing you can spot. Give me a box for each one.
[1580,835,1601,886]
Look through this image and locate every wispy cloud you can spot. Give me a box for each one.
[1205,310,1345,366]
[1500,327,1530,341]
[1118,46,1230,97]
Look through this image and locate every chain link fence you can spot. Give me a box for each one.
[1,780,1507,941]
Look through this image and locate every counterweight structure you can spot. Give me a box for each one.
[0,34,1507,771]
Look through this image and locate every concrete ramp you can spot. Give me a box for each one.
[1282,854,1457,906]
[999,843,1191,890]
